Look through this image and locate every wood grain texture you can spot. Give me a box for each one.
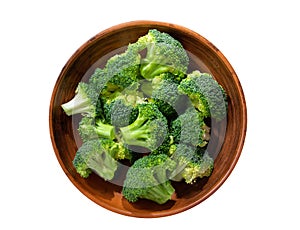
[49,20,247,218]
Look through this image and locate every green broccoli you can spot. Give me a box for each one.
[170,107,210,147]
[88,67,110,98]
[150,135,176,156]
[60,68,110,117]
[100,46,141,98]
[102,82,144,127]
[61,82,98,117]
[169,144,214,184]
[148,72,189,118]
[103,96,138,127]
[122,154,176,204]
[119,103,168,152]
[78,116,116,142]
[61,30,224,203]
[100,138,132,161]
[178,70,227,121]
[72,139,118,180]
[131,29,189,79]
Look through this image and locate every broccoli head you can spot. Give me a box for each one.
[170,107,210,147]
[170,144,214,184]
[178,70,227,121]
[149,72,189,118]
[131,29,189,79]
[101,46,141,96]
[87,47,140,103]
[72,139,118,180]
[122,154,176,204]
[119,102,168,152]
[102,82,144,127]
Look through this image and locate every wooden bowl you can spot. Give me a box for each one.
[49,21,247,218]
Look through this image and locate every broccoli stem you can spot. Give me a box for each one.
[169,163,187,181]
[61,94,92,116]
[87,150,117,180]
[141,62,170,79]
[95,120,116,140]
[141,182,175,204]
[120,118,149,146]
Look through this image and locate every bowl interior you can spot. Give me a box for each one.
[49,21,247,218]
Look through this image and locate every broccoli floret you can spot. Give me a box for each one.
[149,72,189,118]
[103,96,138,127]
[100,138,131,161]
[119,103,168,152]
[103,82,144,127]
[88,68,110,97]
[170,144,214,184]
[101,47,141,97]
[122,154,176,204]
[61,67,114,117]
[86,47,141,104]
[170,107,210,147]
[131,29,189,79]
[61,82,98,116]
[178,70,227,121]
[150,135,176,156]
[72,139,118,180]
[78,116,116,142]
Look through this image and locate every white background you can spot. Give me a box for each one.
[1,0,299,229]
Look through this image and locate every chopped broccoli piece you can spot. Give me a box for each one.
[72,139,118,180]
[170,107,210,147]
[100,138,131,161]
[103,96,138,127]
[119,103,168,152]
[149,72,189,118]
[131,29,189,79]
[88,68,110,98]
[61,82,98,117]
[101,47,141,97]
[178,70,227,121]
[122,154,176,204]
[103,82,144,127]
[170,144,214,184]
[78,116,116,142]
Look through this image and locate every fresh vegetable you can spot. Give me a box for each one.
[148,72,187,119]
[169,107,210,147]
[61,82,98,117]
[122,154,176,204]
[72,139,118,180]
[170,144,214,184]
[61,29,228,205]
[178,70,227,121]
[131,29,189,79]
[119,102,168,152]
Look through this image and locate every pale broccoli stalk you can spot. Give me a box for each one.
[61,82,97,116]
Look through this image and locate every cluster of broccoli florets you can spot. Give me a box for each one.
[61,29,228,204]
